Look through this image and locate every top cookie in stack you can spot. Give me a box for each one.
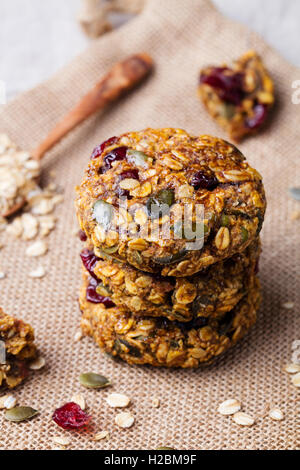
[76,128,266,368]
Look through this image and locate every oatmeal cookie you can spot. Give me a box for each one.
[0,308,37,388]
[199,51,274,142]
[81,239,260,322]
[76,128,266,277]
[80,272,261,368]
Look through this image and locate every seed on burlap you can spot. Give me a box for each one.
[283,363,300,374]
[26,240,48,257]
[52,436,70,447]
[74,331,83,342]
[5,406,39,422]
[0,394,16,409]
[291,372,300,387]
[151,398,160,408]
[93,431,109,441]
[281,302,294,309]
[233,412,255,426]
[269,408,284,421]
[106,393,130,408]
[29,266,46,279]
[71,393,86,410]
[218,399,241,415]
[115,412,135,428]
[29,356,46,370]
[79,372,110,389]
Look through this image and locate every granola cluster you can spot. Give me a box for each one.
[76,128,265,368]
[80,271,261,368]
[76,128,266,276]
[0,308,37,388]
[199,51,275,142]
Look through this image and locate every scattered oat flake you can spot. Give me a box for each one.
[0,272,6,279]
[282,302,294,309]
[269,407,284,421]
[29,266,46,279]
[106,393,130,408]
[218,399,241,416]
[29,356,46,370]
[71,393,86,411]
[0,395,11,409]
[284,363,300,374]
[26,240,48,257]
[291,372,300,387]
[233,412,255,426]
[151,398,160,408]
[21,213,38,240]
[52,436,70,447]
[115,412,135,429]
[93,431,109,441]
[2,395,17,409]
[74,330,83,342]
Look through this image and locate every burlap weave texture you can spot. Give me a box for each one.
[0,0,299,450]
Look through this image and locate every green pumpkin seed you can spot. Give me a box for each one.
[127,149,149,168]
[241,226,249,242]
[96,283,111,296]
[5,406,39,422]
[219,103,236,120]
[221,214,230,227]
[93,200,114,229]
[146,189,175,219]
[289,187,300,201]
[154,249,187,265]
[79,373,111,389]
[102,245,119,255]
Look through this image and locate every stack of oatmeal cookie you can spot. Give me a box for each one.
[76,128,265,368]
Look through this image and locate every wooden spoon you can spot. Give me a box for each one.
[2,53,153,218]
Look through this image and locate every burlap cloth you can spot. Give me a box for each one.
[0,0,299,450]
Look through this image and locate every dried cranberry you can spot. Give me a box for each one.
[52,402,91,430]
[78,230,87,242]
[245,104,268,129]
[91,136,118,159]
[80,249,100,280]
[86,277,115,307]
[200,67,245,105]
[99,146,128,173]
[120,169,139,181]
[191,171,218,190]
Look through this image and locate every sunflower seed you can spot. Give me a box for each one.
[115,412,135,429]
[269,407,284,421]
[79,372,111,389]
[29,356,46,370]
[284,363,300,374]
[233,412,255,426]
[106,393,130,408]
[5,406,39,422]
[291,372,300,387]
[218,399,241,416]
[93,431,109,441]
[71,393,86,410]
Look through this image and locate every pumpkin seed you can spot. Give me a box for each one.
[154,249,187,265]
[79,372,111,389]
[5,406,39,422]
[102,245,119,255]
[221,214,230,227]
[289,187,300,201]
[93,200,114,230]
[127,149,149,168]
[219,103,236,120]
[241,226,248,242]
[146,189,175,219]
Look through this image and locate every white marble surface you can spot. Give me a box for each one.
[0,0,299,101]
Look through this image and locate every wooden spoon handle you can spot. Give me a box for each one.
[32,53,153,161]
